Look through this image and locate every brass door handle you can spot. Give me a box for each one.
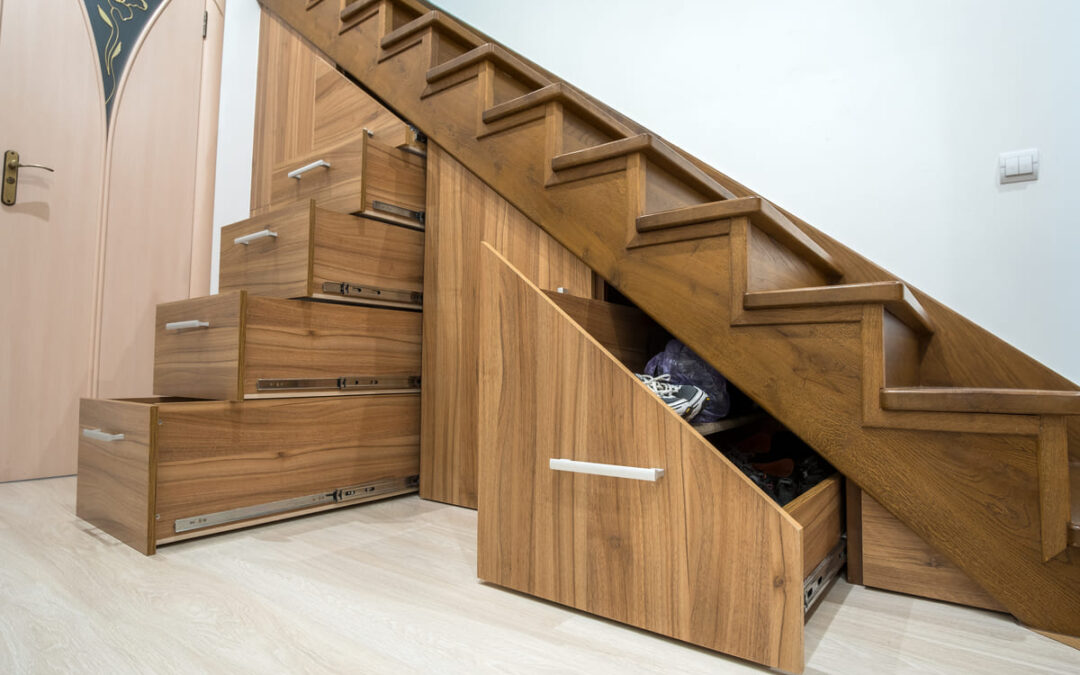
[3,149,54,206]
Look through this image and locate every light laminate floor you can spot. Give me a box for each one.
[0,477,1076,674]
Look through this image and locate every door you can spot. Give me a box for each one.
[0,1,105,482]
[0,0,222,482]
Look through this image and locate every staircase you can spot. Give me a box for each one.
[262,0,1080,636]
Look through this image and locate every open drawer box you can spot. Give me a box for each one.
[76,394,420,555]
[476,244,842,673]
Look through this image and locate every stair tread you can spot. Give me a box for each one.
[426,43,550,89]
[880,386,1080,415]
[744,281,933,334]
[381,10,482,51]
[638,198,842,279]
[482,82,635,138]
[340,0,380,24]
[551,134,736,201]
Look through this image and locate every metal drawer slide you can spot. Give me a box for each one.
[173,475,420,533]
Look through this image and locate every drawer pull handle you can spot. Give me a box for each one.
[287,159,331,179]
[233,229,278,246]
[82,428,125,442]
[549,458,664,482]
[165,320,210,331]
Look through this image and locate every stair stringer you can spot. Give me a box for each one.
[258,0,1080,636]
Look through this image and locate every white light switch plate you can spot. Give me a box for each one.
[999,148,1039,184]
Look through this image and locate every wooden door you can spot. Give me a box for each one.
[0,1,106,482]
[0,1,222,481]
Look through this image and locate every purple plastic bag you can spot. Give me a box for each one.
[643,339,731,423]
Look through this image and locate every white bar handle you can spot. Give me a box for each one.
[549,458,664,482]
[233,229,278,246]
[165,320,210,331]
[287,159,330,179]
[83,428,125,442]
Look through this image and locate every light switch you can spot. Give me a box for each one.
[999,148,1039,184]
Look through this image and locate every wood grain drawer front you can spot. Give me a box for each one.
[154,292,245,401]
[477,244,806,673]
[268,135,426,227]
[310,208,425,305]
[242,296,421,397]
[75,395,420,554]
[76,398,157,555]
[219,200,313,299]
[219,202,425,308]
[153,394,420,543]
[155,292,422,400]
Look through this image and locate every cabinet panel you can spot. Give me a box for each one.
[420,144,595,509]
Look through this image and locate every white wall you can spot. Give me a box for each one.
[210,0,261,294]
[215,0,1080,381]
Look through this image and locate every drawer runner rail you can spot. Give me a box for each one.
[371,200,425,226]
[321,281,423,306]
[804,539,846,614]
[173,475,420,533]
[256,375,421,392]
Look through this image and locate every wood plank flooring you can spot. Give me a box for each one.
[0,477,1076,673]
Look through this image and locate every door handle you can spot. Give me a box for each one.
[287,159,330,179]
[165,320,210,331]
[233,229,278,245]
[3,150,54,206]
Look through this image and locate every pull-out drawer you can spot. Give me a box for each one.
[154,291,421,400]
[476,244,841,673]
[76,394,420,555]
[219,201,424,309]
[268,135,426,228]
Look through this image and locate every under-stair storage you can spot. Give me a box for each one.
[265,135,427,226]
[219,199,425,308]
[153,291,421,400]
[76,394,420,555]
[478,245,841,673]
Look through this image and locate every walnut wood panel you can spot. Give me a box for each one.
[220,201,424,307]
[262,0,1080,636]
[543,292,664,372]
[153,394,420,542]
[419,145,594,508]
[853,485,1007,613]
[251,9,409,215]
[154,292,421,400]
[154,292,245,400]
[310,208,425,295]
[784,475,844,579]
[76,399,157,555]
[477,245,805,672]
[242,295,422,395]
[264,135,425,226]
[220,200,314,299]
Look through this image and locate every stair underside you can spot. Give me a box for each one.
[262,0,1080,639]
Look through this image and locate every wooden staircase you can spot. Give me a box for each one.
[262,0,1080,636]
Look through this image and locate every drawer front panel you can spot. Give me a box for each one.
[361,139,426,226]
[219,201,313,298]
[269,136,368,214]
[311,209,425,298]
[154,292,244,400]
[477,245,805,672]
[243,297,422,396]
[153,394,420,542]
[76,398,156,555]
